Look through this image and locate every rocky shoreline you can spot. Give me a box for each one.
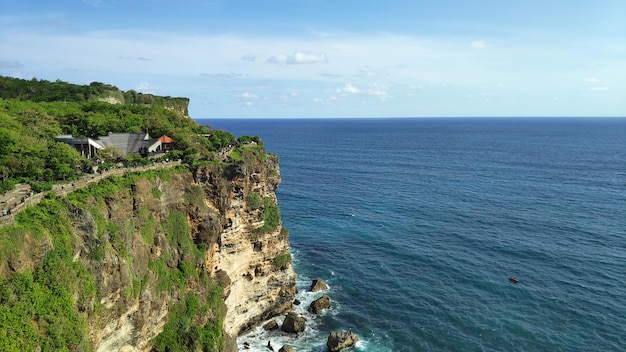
[241,278,359,352]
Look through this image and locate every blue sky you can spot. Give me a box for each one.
[1,0,625,118]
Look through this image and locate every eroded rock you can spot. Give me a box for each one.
[263,319,278,331]
[279,345,296,352]
[327,331,359,352]
[308,294,331,314]
[281,312,306,333]
[310,278,329,292]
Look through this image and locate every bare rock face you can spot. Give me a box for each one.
[308,294,332,314]
[281,312,306,333]
[310,278,329,292]
[327,331,360,352]
[279,345,296,352]
[196,156,297,337]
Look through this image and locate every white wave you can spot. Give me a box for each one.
[237,311,327,352]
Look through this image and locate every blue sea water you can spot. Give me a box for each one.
[197,118,626,352]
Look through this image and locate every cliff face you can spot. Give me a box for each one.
[195,156,296,337]
[0,153,295,351]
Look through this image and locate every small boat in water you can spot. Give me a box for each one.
[509,276,519,283]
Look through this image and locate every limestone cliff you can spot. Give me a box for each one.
[195,156,297,337]
[0,150,296,351]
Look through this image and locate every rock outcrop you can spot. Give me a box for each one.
[195,155,297,337]
[279,345,296,352]
[309,294,332,314]
[327,331,360,352]
[310,278,329,292]
[263,320,279,331]
[281,312,306,333]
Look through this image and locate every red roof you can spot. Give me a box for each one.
[159,135,175,143]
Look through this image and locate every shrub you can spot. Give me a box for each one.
[152,289,224,352]
[246,192,261,209]
[273,252,291,269]
[253,197,280,234]
[151,187,162,199]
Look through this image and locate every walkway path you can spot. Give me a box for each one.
[0,160,181,227]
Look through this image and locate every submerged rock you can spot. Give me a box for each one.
[281,312,306,333]
[310,278,329,292]
[308,294,331,314]
[327,331,359,352]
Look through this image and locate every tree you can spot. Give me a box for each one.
[46,142,83,180]
[96,146,124,164]
[124,152,143,167]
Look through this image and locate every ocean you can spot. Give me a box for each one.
[197,118,626,352]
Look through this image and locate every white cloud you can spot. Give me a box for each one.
[334,83,390,100]
[590,86,610,91]
[584,77,600,83]
[336,83,360,94]
[267,51,327,65]
[240,92,258,99]
[471,40,488,49]
[367,89,389,100]
[135,81,157,94]
[313,95,340,104]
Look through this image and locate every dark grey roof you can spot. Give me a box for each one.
[96,132,151,155]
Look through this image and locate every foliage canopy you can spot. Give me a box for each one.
[0,76,245,192]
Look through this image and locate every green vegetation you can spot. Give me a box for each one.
[246,192,262,209]
[0,195,95,351]
[184,185,207,210]
[0,76,278,351]
[0,76,189,115]
[229,141,267,165]
[0,168,227,351]
[253,197,281,234]
[236,135,262,146]
[273,252,292,269]
[152,289,224,352]
[0,75,245,192]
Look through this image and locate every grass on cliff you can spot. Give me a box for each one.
[0,195,95,351]
[253,197,280,234]
[246,192,262,209]
[273,252,292,269]
[228,143,267,164]
[0,168,228,351]
[152,288,224,352]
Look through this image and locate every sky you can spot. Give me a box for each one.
[1,0,625,118]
